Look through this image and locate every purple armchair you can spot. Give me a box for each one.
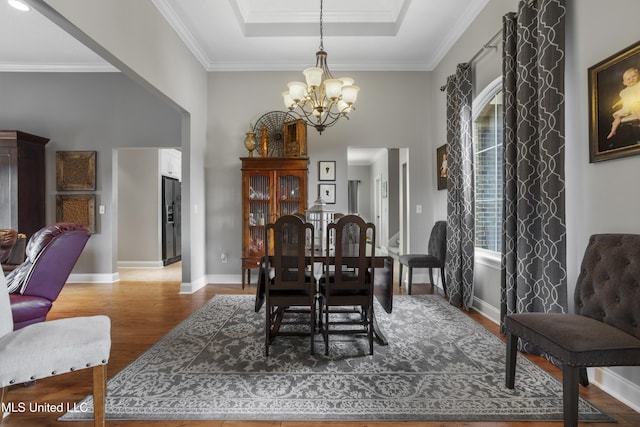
[6,223,91,330]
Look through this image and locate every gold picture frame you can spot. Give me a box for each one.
[56,151,96,190]
[588,40,640,162]
[436,144,448,190]
[56,194,95,233]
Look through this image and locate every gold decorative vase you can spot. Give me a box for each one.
[243,123,256,157]
[260,126,269,157]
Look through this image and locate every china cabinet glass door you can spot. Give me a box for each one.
[248,173,271,257]
[276,173,303,216]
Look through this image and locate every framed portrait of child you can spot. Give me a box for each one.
[589,40,640,162]
[436,144,447,190]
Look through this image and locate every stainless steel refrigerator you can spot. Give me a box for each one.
[162,176,181,265]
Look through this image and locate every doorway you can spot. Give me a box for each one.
[347,147,407,254]
[402,161,408,255]
[116,147,182,281]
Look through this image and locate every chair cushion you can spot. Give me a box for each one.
[399,254,442,268]
[0,315,111,387]
[504,313,640,367]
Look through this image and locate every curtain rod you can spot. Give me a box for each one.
[439,28,502,92]
[439,0,539,91]
[469,28,502,64]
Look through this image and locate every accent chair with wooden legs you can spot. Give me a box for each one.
[0,271,111,426]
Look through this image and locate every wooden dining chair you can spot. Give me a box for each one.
[264,214,316,356]
[321,215,376,356]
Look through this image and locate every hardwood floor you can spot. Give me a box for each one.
[2,269,639,426]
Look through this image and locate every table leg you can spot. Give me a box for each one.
[372,311,388,346]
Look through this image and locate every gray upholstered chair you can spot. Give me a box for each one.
[398,220,447,295]
[504,234,640,427]
[0,271,111,426]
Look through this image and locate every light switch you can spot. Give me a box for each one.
[99,205,105,215]
[416,204,422,214]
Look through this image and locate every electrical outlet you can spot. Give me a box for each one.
[220,253,227,263]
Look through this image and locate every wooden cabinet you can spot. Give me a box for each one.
[241,157,308,287]
[0,130,49,239]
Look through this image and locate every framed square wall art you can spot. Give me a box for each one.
[436,144,448,190]
[56,194,96,233]
[318,183,336,204]
[588,40,640,162]
[318,160,336,181]
[56,151,97,190]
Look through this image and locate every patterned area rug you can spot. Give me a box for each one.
[62,294,612,422]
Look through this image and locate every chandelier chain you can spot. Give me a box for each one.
[280,0,359,134]
[319,0,324,51]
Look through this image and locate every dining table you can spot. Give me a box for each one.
[254,252,394,345]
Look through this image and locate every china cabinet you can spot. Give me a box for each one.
[0,130,49,239]
[240,157,308,287]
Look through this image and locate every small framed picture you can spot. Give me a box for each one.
[318,183,336,204]
[436,144,448,190]
[318,160,336,181]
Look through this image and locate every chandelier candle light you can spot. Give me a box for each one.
[281,0,360,134]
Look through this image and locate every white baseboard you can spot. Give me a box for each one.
[179,275,208,294]
[206,274,242,285]
[591,367,640,413]
[117,260,164,269]
[67,272,119,283]
[472,296,640,413]
[472,296,501,324]
[67,271,210,294]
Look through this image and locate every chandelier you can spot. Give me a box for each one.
[281,0,360,134]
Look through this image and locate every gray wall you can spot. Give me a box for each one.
[0,72,181,276]
[206,71,434,277]
[430,0,640,407]
[40,0,210,289]
[565,0,640,393]
[117,148,161,264]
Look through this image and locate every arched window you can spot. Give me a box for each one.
[473,77,503,253]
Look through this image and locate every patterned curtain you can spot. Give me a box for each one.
[348,180,359,214]
[445,63,475,310]
[500,0,567,345]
